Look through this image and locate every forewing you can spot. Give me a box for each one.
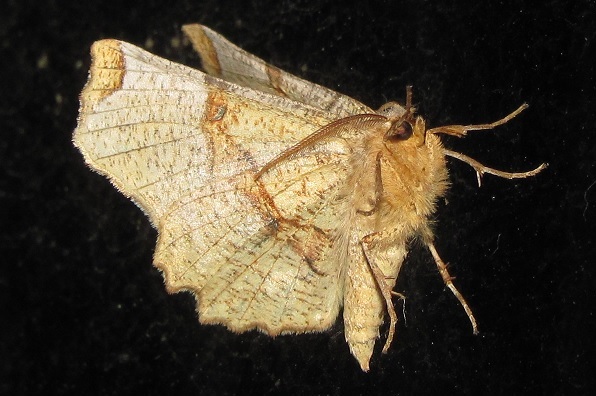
[74,39,353,334]
[74,39,338,225]
[182,24,373,117]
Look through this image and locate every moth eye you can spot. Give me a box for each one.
[386,121,413,141]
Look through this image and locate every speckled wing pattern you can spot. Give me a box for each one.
[73,29,371,335]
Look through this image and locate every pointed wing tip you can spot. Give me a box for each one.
[74,39,126,151]
[79,39,126,105]
[181,23,204,33]
[181,23,222,77]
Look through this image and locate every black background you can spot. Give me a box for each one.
[2,0,595,395]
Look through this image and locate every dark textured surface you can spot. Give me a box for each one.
[1,1,594,394]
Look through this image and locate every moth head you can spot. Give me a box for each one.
[378,86,426,147]
[383,115,426,147]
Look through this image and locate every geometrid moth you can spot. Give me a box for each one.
[73,24,546,371]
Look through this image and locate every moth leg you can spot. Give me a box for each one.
[426,104,528,137]
[426,241,479,334]
[360,235,398,354]
[391,291,407,327]
[444,149,547,187]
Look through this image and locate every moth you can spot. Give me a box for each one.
[73,24,546,371]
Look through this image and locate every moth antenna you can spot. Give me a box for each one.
[405,85,413,112]
[426,242,479,335]
[444,149,547,187]
[426,104,528,137]
[399,85,417,122]
[254,113,387,180]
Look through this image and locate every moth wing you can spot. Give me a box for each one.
[182,24,373,118]
[74,39,354,333]
[75,39,339,225]
[155,152,351,333]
